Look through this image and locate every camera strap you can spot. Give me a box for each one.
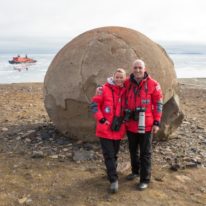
[110,87,124,117]
[133,79,148,108]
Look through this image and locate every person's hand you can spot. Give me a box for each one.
[105,120,110,125]
[96,86,103,95]
[152,125,159,135]
[99,118,110,125]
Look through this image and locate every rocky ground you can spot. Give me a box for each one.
[0,80,206,206]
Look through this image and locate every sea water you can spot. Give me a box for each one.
[0,54,55,84]
[164,43,206,78]
[0,43,206,83]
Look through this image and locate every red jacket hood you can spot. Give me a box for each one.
[105,76,125,91]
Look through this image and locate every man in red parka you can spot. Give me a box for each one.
[124,59,163,190]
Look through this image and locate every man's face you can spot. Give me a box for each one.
[132,62,146,79]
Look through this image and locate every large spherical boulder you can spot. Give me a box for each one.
[44,26,183,141]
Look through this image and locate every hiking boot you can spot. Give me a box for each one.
[110,180,118,193]
[126,173,139,180]
[137,182,149,191]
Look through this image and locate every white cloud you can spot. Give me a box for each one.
[0,0,206,52]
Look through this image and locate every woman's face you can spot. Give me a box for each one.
[113,72,126,87]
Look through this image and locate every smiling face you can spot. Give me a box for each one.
[132,60,146,79]
[113,71,126,87]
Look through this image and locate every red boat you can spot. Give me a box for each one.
[9,55,37,64]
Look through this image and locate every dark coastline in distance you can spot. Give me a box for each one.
[178,78,206,87]
[0,78,206,86]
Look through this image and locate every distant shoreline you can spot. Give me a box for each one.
[178,78,206,87]
[0,77,206,86]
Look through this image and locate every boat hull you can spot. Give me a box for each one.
[9,60,37,64]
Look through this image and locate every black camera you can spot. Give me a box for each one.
[133,107,146,121]
[111,116,123,131]
[124,109,132,121]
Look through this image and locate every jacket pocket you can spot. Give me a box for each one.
[96,122,110,134]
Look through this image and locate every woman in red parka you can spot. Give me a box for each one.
[90,68,126,193]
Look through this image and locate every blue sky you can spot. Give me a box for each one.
[1,0,206,53]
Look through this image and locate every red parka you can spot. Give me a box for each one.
[91,77,126,140]
[125,73,163,133]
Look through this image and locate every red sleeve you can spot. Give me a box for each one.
[90,87,105,121]
[151,81,163,124]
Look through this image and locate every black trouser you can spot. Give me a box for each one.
[100,138,121,183]
[127,131,152,183]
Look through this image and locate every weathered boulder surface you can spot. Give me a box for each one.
[44,26,183,141]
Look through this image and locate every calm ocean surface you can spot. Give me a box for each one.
[0,43,206,83]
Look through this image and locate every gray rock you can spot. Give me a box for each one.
[170,163,181,171]
[66,153,72,158]
[24,138,31,143]
[49,155,58,159]
[56,139,70,145]
[202,141,206,145]
[83,143,94,150]
[62,148,69,152]
[40,131,51,140]
[154,174,165,182]
[16,136,21,140]
[31,151,44,158]
[1,127,8,132]
[21,130,36,139]
[199,187,206,193]
[58,154,66,162]
[185,162,198,168]
[197,125,205,130]
[72,149,94,162]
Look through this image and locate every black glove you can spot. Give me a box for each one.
[153,120,160,127]
[99,118,106,124]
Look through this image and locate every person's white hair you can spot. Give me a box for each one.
[132,59,145,69]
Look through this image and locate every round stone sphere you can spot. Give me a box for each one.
[44,26,179,141]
